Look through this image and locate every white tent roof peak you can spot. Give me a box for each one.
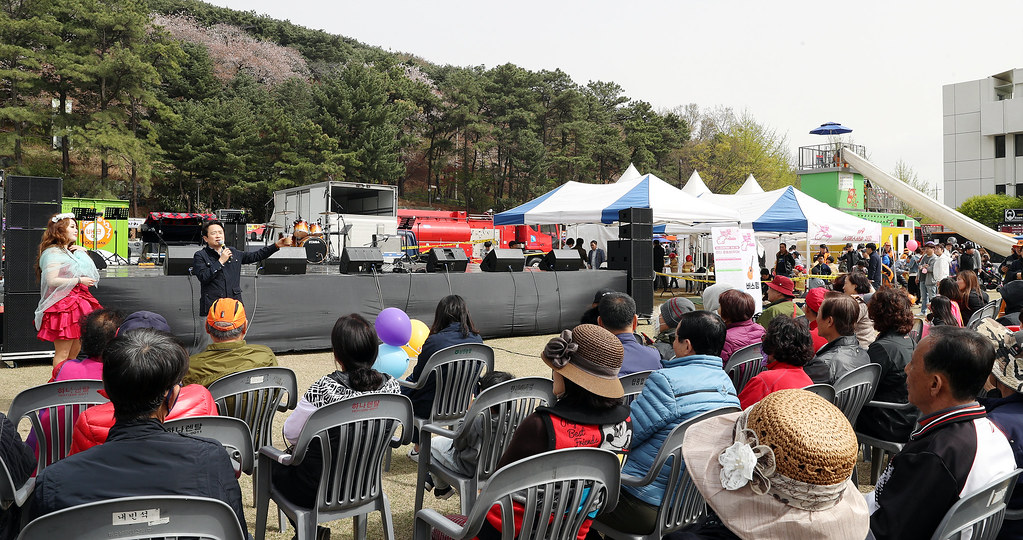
[735,174,764,195]
[681,170,711,196]
[615,163,642,183]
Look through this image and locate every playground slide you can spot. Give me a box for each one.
[842,149,1016,256]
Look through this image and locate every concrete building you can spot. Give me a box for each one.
[943,69,1023,208]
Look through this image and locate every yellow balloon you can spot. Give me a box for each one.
[404,319,430,357]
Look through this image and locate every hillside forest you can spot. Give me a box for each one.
[1,0,796,221]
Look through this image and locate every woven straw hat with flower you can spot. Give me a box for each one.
[541,324,624,398]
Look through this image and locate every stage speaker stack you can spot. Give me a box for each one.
[3,176,62,357]
[426,248,469,273]
[215,209,247,251]
[481,249,525,272]
[609,207,654,316]
[540,249,584,271]
[340,247,384,274]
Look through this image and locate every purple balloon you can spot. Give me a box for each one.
[375,307,413,346]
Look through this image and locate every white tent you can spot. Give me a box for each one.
[681,170,711,196]
[615,163,642,183]
[735,174,764,195]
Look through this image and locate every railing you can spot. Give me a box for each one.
[797,143,867,170]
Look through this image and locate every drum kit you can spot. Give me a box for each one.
[262,210,342,264]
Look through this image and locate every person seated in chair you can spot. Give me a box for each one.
[804,292,869,384]
[737,316,814,409]
[652,297,695,362]
[598,292,661,375]
[26,329,247,532]
[184,298,277,387]
[0,411,34,540]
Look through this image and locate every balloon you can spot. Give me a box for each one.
[376,307,412,346]
[403,319,430,357]
[375,344,410,378]
[906,240,919,252]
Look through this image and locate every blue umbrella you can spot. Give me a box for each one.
[809,122,853,135]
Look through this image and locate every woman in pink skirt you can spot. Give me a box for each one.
[35,213,102,367]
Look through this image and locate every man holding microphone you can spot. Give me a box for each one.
[192,220,291,316]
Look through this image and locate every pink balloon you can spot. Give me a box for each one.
[906,240,919,251]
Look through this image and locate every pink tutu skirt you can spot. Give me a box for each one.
[37,284,102,342]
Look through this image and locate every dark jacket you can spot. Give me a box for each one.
[813,334,869,384]
[960,289,986,323]
[775,252,795,277]
[855,332,918,443]
[1001,253,1023,284]
[959,253,977,273]
[0,413,34,540]
[841,249,860,273]
[402,322,483,418]
[980,392,1023,540]
[868,250,883,286]
[192,244,279,315]
[27,419,246,531]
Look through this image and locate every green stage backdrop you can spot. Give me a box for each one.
[61,198,129,257]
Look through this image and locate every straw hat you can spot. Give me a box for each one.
[975,318,1023,393]
[682,389,868,539]
[541,324,624,398]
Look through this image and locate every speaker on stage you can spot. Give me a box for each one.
[481,249,525,272]
[607,240,653,278]
[618,207,653,224]
[4,229,44,292]
[628,279,654,318]
[6,176,61,203]
[426,248,468,273]
[259,247,307,275]
[340,247,384,274]
[3,292,48,355]
[6,201,61,228]
[619,223,653,241]
[86,250,107,270]
[222,221,247,251]
[164,246,197,276]
[540,249,583,271]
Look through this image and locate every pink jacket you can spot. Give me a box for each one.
[721,319,767,363]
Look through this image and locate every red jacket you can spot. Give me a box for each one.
[809,320,828,353]
[68,384,218,456]
[738,361,813,409]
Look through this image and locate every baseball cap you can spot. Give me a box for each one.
[117,311,171,336]
[206,298,247,331]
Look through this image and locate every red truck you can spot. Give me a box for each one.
[397,209,561,265]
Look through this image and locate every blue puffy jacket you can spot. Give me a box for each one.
[621,354,738,506]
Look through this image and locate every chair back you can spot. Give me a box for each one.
[459,448,621,540]
[7,379,108,474]
[832,363,881,425]
[620,370,654,405]
[967,300,1002,329]
[419,343,494,425]
[164,416,254,475]
[208,367,297,454]
[803,383,836,403]
[723,343,764,393]
[930,468,1022,540]
[0,453,34,510]
[469,377,555,484]
[911,318,925,344]
[17,495,245,540]
[288,393,413,515]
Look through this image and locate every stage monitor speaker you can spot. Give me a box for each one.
[3,292,49,354]
[426,247,468,273]
[540,249,584,271]
[628,279,655,317]
[618,207,652,224]
[222,221,247,251]
[340,247,384,274]
[164,246,197,276]
[607,240,654,278]
[86,250,107,270]
[5,176,61,203]
[3,229,45,292]
[481,249,525,272]
[619,223,653,241]
[259,247,307,275]
[6,201,61,229]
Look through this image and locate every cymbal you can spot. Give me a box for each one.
[319,211,338,216]
[259,223,280,228]
[273,210,294,215]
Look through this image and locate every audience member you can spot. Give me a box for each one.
[959,242,978,273]
[937,277,965,326]
[842,271,877,347]
[580,287,615,325]
[997,280,1023,326]
[1000,242,1023,285]
[757,275,803,330]
[738,316,814,409]
[918,242,938,315]
[598,292,661,375]
[273,314,401,512]
[27,329,247,530]
[652,297,695,361]
[774,242,794,277]
[718,289,765,363]
[701,282,737,313]
[574,237,587,267]
[678,390,869,539]
[49,309,123,381]
[807,292,869,384]
[922,296,962,339]
[184,298,277,387]
[802,287,830,352]
[867,326,1016,540]
[588,240,605,270]
[933,242,952,283]
[956,269,987,323]
[840,241,861,273]
[594,311,737,535]
[0,412,34,540]
[856,288,919,443]
[865,242,882,290]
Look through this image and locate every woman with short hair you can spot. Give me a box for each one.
[717,289,765,363]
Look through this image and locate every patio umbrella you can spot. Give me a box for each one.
[809,122,853,135]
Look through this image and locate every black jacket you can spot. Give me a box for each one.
[867,251,883,285]
[27,419,246,531]
[401,322,483,419]
[812,335,869,384]
[192,244,279,315]
[855,332,918,443]
[0,413,34,540]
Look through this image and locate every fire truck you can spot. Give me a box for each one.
[397,209,560,265]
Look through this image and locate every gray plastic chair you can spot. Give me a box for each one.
[855,399,918,484]
[802,383,836,403]
[7,379,108,474]
[929,468,1022,540]
[722,343,764,393]
[590,406,741,540]
[414,447,621,540]
[254,393,414,540]
[966,299,1002,329]
[17,495,245,540]
[0,453,34,512]
[416,377,555,514]
[164,415,254,476]
[910,318,925,344]
[832,363,881,426]
[620,370,654,406]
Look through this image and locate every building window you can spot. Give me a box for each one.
[1016,134,1023,157]
[996,184,1007,195]
[996,135,1006,158]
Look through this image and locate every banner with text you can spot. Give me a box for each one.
[711,226,763,314]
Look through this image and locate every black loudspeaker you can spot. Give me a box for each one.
[426,248,468,273]
[607,240,654,278]
[628,279,654,317]
[259,247,307,275]
[86,250,107,270]
[4,229,44,292]
[164,246,197,276]
[3,292,48,354]
[619,223,653,241]
[540,249,584,271]
[481,249,525,272]
[618,207,653,224]
[222,221,247,251]
[340,247,384,274]
[6,201,61,228]
[6,176,61,203]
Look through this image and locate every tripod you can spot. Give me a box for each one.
[101,207,130,265]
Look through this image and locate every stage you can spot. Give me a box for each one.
[88,265,628,353]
